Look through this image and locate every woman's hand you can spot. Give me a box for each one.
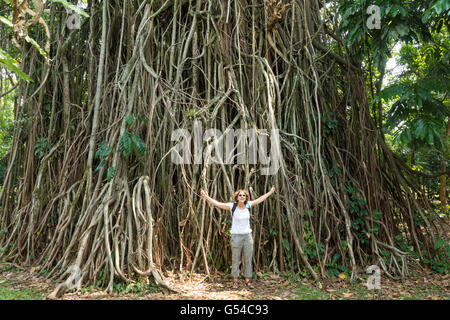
[200,189,230,210]
[270,186,275,193]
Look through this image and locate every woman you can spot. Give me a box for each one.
[200,186,275,289]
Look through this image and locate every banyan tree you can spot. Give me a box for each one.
[0,0,447,294]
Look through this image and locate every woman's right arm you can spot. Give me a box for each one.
[200,189,230,210]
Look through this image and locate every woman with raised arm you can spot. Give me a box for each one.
[200,186,275,289]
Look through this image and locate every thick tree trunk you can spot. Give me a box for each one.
[0,0,445,293]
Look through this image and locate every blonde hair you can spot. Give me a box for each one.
[233,189,250,203]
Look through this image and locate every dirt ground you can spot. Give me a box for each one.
[0,268,303,300]
[1,265,448,300]
[1,218,449,300]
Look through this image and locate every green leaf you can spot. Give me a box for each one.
[414,119,426,140]
[0,15,13,28]
[131,134,147,156]
[0,60,33,82]
[425,126,434,145]
[347,20,363,45]
[342,240,348,251]
[372,210,383,220]
[422,8,434,23]
[0,48,18,66]
[34,138,50,159]
[51,0,89,17]
[432,0,450,14]
[397,128,411,145]
[331,253,341,265]
[389,5,400,17]
[125,114,135,127]
[119,132,132,158]
[431,126,443,149]
[0,49,33,82]
[398,6,407,17]
[282,238,290,252]
[107,167,115,182]
[95,141,112,159]
[433,238,447,250]
[1,13,49,61]
[94,159,106,172]
[24,36,49,61]
[395,24,409,37]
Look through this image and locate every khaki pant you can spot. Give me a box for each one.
[230,233,253,278]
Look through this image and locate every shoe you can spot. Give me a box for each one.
[245,281,254,289]
[233,281,239,289]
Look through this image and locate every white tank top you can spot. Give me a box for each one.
[227,201,252,234]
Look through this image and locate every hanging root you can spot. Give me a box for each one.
[47,283,68,300]
[129,176,179,294]
[132,264,179,294]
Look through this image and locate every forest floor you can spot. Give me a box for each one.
[1,219,449,300]
[0,264,448,300]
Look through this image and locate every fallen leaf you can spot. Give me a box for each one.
[338,273,347,280]
[343,292,353,298]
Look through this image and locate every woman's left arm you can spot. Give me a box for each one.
[250,186,275,206]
